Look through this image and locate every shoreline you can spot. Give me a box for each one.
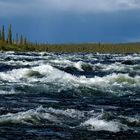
[0,41,140,53]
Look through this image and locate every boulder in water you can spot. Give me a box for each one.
[65,66,78,73]
[122,60,134,65]
[26,70,43,78]
[81,64,93,72]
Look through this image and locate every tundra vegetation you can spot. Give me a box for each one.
[0,25,140,53]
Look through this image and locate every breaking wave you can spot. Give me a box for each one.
[81,118,128,133]
[0,106,129,133]
[0,63,139,96]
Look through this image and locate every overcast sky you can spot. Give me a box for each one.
[0,0,140,43]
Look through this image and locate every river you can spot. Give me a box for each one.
[0,52,139,139]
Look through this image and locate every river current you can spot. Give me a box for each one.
[0,52,139,139]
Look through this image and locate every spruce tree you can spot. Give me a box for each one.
[24,37,27,46]
[2,25,5,42]
[8,24,12,44]
[16,33,19,45]
[20,35,23,46]
[0,30,1,40]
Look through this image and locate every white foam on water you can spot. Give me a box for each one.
[0,106,129,133]
[112,54,140,62]
[74,61,84,71]
[93,62,140,73]
[77,73,140,87]
[47,107,85,119]
[5,51,15,54]
[0,52,140,96]
[50,59,93,72]
[0,106,85,126]
[81,117,128,133]
[0,63,139,95]
[126,117,140,125]
[103,63,127,71]
[119,115,140,126]
[0,68,28,82]
[0,106,59,125]
[0,89,15,95]
[50,60,72,65]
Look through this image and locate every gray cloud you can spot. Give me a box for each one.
[0,0,38,16]
[45,0,140,12]
[0,0,140,17]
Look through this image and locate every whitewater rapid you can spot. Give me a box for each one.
[0,52,139,139]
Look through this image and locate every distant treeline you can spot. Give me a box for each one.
[0,24,27,46]
[0,24,140,53]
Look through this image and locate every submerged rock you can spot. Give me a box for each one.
[26,70,43,78]
[64,66,79,73]
[122,60,134,65]
[81,64,93,72]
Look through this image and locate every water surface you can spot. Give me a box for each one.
[0,52,139,139]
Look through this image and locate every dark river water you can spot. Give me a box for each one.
[0,52,139,140]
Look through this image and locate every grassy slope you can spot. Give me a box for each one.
[0,41,140,53]
[0,41,37,52]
